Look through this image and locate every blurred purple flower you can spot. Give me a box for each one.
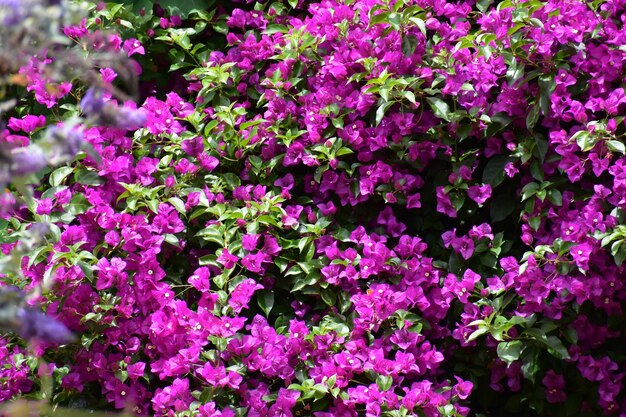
[80,87,106,116]
[115,106,147,130]
[45,124,84,163]
[10,146,47,177]
[0,0,25,26]
[16,307,75,344]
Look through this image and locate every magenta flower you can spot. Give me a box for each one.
[123,38,145,56]
[30,81,72,108]
[94,257,128,291]
[282,205,303,228]
[152,378,193,414]
[217,248,239,269]
[504,162,518,177]
[436,187,457,217]
[442,229,475,260]
[570,242,593,270]
[135,157,159,186]
[467,184,492,205]
[406,193,421,208]
[578,355,617,382]
[100,67,117,83]
[58,225,87,246]
[166,92,194,118]
[103,378,131,409]
[153,203,185,234]
[181,136,204,157]
[269,388,301,417]
[318,201,337,216]
[542,371,566,403]
[127,362,146,380]
[241,251,266,273]
[242,234,261,251]
[7,115,46,133]
[199,154,219,171]
[262,235,281,255]
[197,363,243,389]
[189,267,212,293]
[453,376,474,400]
[229,278,263,313]
[36,198,53,215]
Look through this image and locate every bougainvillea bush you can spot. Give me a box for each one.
[2,0,626,415]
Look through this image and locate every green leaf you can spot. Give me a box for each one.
[497,340,523,365]
[402,34,418,57]
[74,169,105,185]
[548,189,562,206]
[409,17,427,35]
[67,193,90,216]
[168,197,187,215]
[369,11,390,26]
[521,182,540,201]
[321,288,337,306]
[265,24,288,34]
[212,20,228,35]
[466,327,489,342]
[164,234,181,248]
[538,74,555,116]
[482,156,510,187]
[0,219,14,245]
[275,257,289,273]
[257,290,274,317]
[534,134,548,162]
[27,245,52,267]
[520,348,540,382]
[607,140,626,154]
[49,166,74,186]
[528,216,541,231]
[530,159,544,181]
[524,328,570,359]
[146,199,159,214]
[615,246,626,266]
[387,12,401,30]
[486,112,513,136]
[402,90,417,105]
[297,237,310,253]
[426,97,451,122]
[196,226,225,246]
[168,48,192,71]
[375,101,393,125]
[543,335,570,359]
[159,0,215,19]
[571,130,595,152]
[77,260,94,280]
[376,375,393,391]
[490,191,515,222]
[477,0,494,12]
[526,104,539,129]
[198,254,216,266]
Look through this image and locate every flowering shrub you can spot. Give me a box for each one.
[2,0,626,416]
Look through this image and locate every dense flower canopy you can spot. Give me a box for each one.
[1,0,626,416]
